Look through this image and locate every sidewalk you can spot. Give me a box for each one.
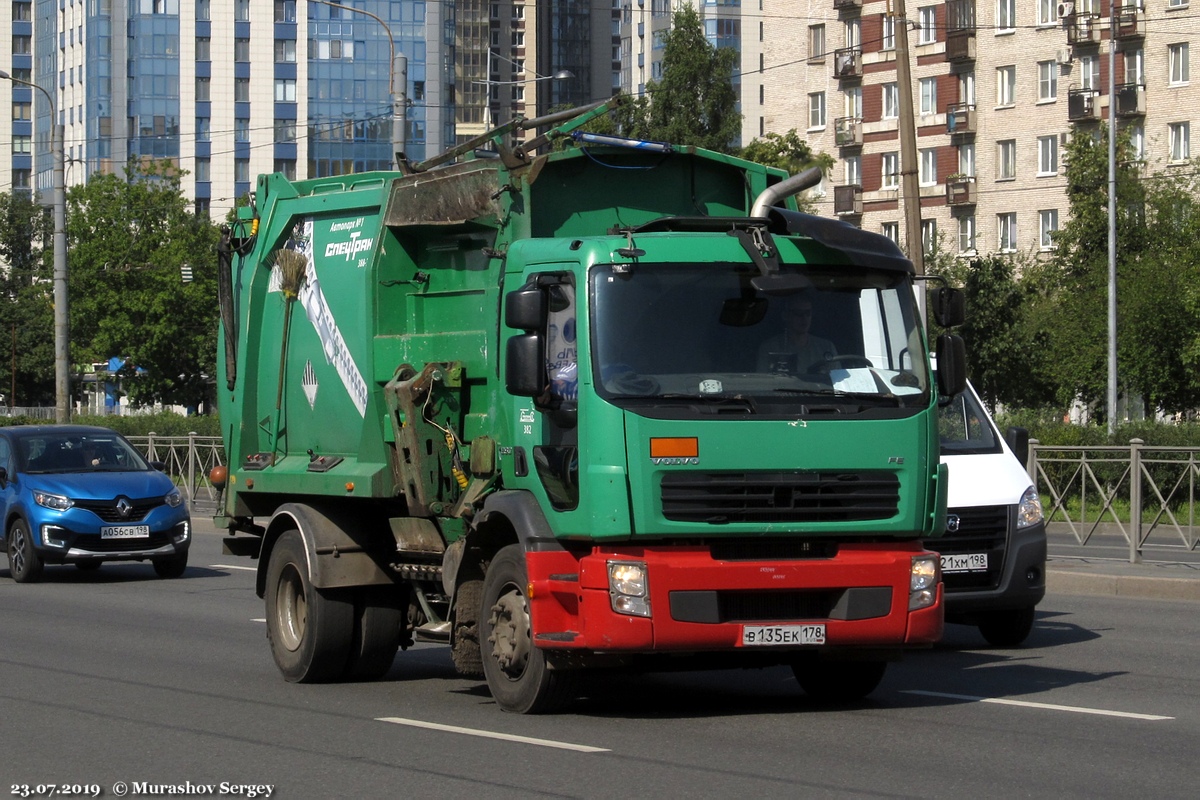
[1047,555,1200,602]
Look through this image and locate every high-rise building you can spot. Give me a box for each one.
[1,0,454,219]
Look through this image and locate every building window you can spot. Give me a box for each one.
[13,134,31,154]
[235,0,250,22]
[881,222,900,244]
[919,77,937,115]
[13,102,31,121]
[1038,135,1058,175]
[274,159,297,180]
[883,83,899,119]
[808,92,826,128]
[275,119,297,142]
[13,35,32,55]
[881,14,895,51]
[197,118,211,141]
[846,155,861,185]
[919,148,938,186]
[1170,122,1190,161]
[808,24,825,59]
[235,38,251,62]
[1169,43,1190,85]
[1039,210,1059,249]
[196,0,209,20]
[235,158,250,183]
[12,169,31,189]
[997,0,1016,32]
[958,216,977,253]
[922,219,937,255]
[959,143,976,176]
[13,3,32,22]
[196,38,211,61]
[882,152,900,189]
[998,213,1017,252]
[1037,0,1056,25]
[997,140,1017,179]
[996,66,1016,107]
[918,7,937,45]
[196,77,210,102]
[1129,123,1145,161]
[274,1,296,22]
[195,158,210,182]
[845,18,860,47]
[275,39,297,63]
[1125,49,1144,85]
[845,86,862,118]
[1038,61,1058,101]
[959,71,976,106]
[275,79,297,103]
[235,78,251,103]
[236,118,250,142]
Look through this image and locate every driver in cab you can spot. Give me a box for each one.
[757,293,837,374]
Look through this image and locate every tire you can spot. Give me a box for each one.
[792,657,887,704]
[344,585,405,682]
[152,550,189,579]
[479,544,578,714]
[7,519,44,584]
[451,578,485,678]
[265,530,354,682]
[978,607,1036,648]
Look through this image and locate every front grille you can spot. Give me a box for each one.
[938,504,1010,590]
[661,471,900,523]
[73,497,162,523]
[719,590,841,621]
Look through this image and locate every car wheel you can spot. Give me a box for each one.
[153,551,189,579]
[265,530,353,682]
[792,656,887,704]
[7,519,44,584]
[479,544,579,714]
[978,607,1036,647]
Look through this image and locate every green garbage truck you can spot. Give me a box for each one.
[212,99,967,713]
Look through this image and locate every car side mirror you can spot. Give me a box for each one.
[0,466,7,487]
[148,460,167,472]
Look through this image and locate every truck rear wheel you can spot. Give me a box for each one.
[978,607,1036,647]
[344,586,404,681]
[480,544,578,714]
[265,530,354,682]
[792,657,887,704]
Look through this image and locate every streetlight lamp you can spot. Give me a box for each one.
[310,0,407,168]
[0,69,68,423]
[473,49,574,131]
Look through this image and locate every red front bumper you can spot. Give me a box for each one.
[525,541,943,653]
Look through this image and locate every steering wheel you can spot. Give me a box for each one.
[604,365,660,395]
[810,355,875,373]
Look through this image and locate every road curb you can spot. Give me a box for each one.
[1047,568,1200,602]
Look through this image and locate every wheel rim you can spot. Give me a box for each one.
[275,562,307,652]
[487,583,532,680]
[11,527,28,575]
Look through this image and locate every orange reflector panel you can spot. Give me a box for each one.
[650,437,699,459]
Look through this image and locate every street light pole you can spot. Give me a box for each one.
[311,1,406,168]
[1,69,68,423]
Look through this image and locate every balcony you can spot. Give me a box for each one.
[834,184,863,216]
[1065,13,1101,46]
[1115,83,1145,117]
[945,28,976,63]
[1068,88,1098,122]
[834,116,862,147]
[833,47,862,80]
[833,0,862,9]
[945,176,976,207]
[947,103,976,136]
[1113,5,1145,40]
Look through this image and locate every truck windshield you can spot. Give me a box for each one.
[938,383,1002,455]
[590,261,929,417]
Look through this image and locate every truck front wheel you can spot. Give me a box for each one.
[792,657,887,704]
[265,530,354,682]
[978,607,1036,647]
[479,544,578,713]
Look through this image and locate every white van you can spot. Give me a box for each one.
[934,380,1046,646]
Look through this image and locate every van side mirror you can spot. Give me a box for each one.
[936,334,967,398]
[1005,426,1030,466]
[931,287,965,328]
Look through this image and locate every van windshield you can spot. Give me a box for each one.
[938,385,1002,454]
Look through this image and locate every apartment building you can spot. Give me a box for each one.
[1,0,453,219]
[747,0,1200,258]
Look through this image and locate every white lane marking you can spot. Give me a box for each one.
[903,690,1174,721]
[211,563,257,571]
[251,619,266,623]
[376,716,610,752]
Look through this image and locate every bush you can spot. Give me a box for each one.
[996,411,1200,447]
[0,412,221,437]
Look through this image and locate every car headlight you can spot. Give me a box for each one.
[608,560,650,617]
[165,487,183,508]
[909,554,940,610]
[34,491,73,511]
[1017,485,1044,529]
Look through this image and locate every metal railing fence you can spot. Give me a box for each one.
[1029,438,1200,562]
[128,433,225,512]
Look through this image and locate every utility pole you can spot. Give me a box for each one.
[893,0,925,288]
[1107,36,1118,435]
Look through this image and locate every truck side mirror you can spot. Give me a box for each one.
[1005,426,1030,466]
[936,333,967,398]
[931,287,965,328]
[506,333,545,397]
[505,284,546,331]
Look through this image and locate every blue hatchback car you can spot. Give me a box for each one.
[0,425,190,582]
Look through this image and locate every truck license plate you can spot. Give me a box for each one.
[100,525,150,539]
[742,624,825,646]
[941,552,988,573]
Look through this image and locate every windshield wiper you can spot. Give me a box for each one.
[658,393,759,413]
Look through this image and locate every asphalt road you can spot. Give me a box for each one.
[1,523,1196,799]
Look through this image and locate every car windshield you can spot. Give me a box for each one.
[590,260,929,417]
[938,384,1002,455]
[18,433,151,473]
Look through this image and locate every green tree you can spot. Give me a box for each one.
[738,130,834,176]
[0,191,54,406]
[66,161,221,411]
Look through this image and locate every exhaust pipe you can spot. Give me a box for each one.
[750,166,823,218]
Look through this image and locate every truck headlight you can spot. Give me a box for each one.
[34,491,72,511]
[909,554,940,610]
[608,560,650,617]
[1016,485,1044,529]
